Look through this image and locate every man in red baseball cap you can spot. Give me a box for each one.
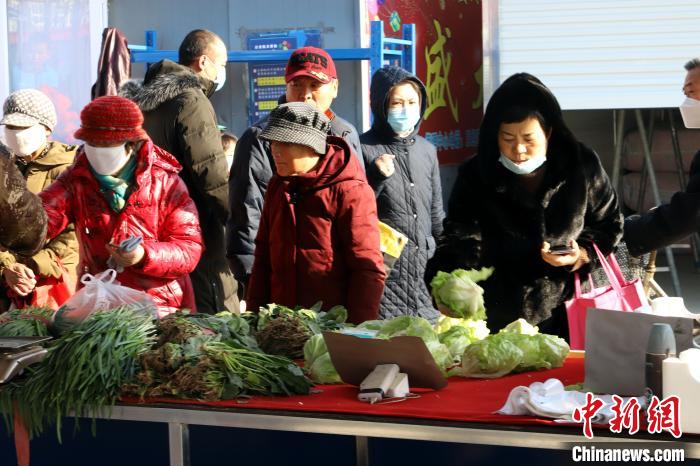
[227,46,364,296]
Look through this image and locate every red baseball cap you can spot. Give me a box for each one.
[285,47,337,84]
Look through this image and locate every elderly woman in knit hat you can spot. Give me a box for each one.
[0,89,78,311]
[246,102,386,324]
[39,96,203,315]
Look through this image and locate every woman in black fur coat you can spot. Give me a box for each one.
[427,73,623,339]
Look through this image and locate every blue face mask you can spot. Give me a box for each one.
[498,152,547,175]
[387,106,421,134]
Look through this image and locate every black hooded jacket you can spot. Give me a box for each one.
[427,73,623,336]
[226,97,364,284]
[360,66,444,322]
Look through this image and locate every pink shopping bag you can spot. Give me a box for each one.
[565,243,647,350]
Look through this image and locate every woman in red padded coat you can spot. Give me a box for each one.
[40,96,203,316]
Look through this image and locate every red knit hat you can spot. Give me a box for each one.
[74,96,149,144]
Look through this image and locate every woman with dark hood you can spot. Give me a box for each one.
[427,73,623,338]
[361,66,445,322]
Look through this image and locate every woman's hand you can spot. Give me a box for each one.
[541,240,588,270]
[375,154,396,177]
[2,263,37,296]
[106,243,145,268]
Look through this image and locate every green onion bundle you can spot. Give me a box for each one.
[0,307,53,337]
[0,306,156,439]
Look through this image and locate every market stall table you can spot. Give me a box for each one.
[106,355,699,466]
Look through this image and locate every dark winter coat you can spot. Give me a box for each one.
[427,73,623,336]
[0,142,79,283]
[624,150,700,256]
[0,146,46,257]
[120,59,237,313]
[246,136,385,324]
[227,105,364,286]
[40,141,203,316]
[360,66,444,322]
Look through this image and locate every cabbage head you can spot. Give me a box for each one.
[430,268,494,320]
[303,334,342,384]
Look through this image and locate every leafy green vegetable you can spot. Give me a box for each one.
[501,318,539,336]
[375,316,452,374]
[0,307,157,439]
[438,321,489,362]
[125,313,314,399]
[450,319,570,378]
[254,303,348,335]
[376,315,439,342]
[0,307,52,337]
[451,335,523,378]
[303,334,341,384]
[430,268,494,320]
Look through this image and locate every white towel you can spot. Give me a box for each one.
[497,378,646,424]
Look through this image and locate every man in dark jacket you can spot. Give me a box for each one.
[246,103,385,324]
[625,58,700,256]
[0,144,47,259]
[121,29,237,313]
[227,47,364,293]
[360,66,444,322]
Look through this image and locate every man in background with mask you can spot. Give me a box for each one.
[121,29,238,314]
[624,58,700,256]
[227,46,363,294]
[0,89,78,312]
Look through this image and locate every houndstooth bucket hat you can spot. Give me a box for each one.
[260,102,330,154]
[1,89,57,131]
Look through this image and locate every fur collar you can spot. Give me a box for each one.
[120,60,210,112]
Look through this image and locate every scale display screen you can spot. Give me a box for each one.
[246,29,322,126]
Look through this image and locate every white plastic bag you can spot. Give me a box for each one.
[52,269,157,334]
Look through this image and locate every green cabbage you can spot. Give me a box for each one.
[376,316,439,342]
[376,316,452,374]
[302,334,341,384]
[430,268,494,319]
[438,320,490,362]
[452,319,570,378]
[453,336,523,378]
[501,318,539,336]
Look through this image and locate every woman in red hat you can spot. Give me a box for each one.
[39,96,203,316]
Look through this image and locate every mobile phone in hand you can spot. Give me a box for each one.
[549,244,575,255]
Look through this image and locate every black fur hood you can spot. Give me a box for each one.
[120,59,215,112]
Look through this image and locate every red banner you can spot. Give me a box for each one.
[366,0,483,165]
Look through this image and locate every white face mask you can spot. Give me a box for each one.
[679,97,700,128]
[84,143,130,176]
[206,56,226,92]
[3,124,47,157]
[498,152,547,175]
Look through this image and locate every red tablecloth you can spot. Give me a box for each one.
[122,355,585,427]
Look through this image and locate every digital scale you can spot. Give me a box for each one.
[0,336,52,383]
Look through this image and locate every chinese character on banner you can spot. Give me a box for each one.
[424,20,459,123]
[609,395,641,435]
[647,395,682,438]
[572,392,605,439]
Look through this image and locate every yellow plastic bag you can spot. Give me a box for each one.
[378,221,408,271]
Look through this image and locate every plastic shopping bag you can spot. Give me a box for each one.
[52,269,157,334]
